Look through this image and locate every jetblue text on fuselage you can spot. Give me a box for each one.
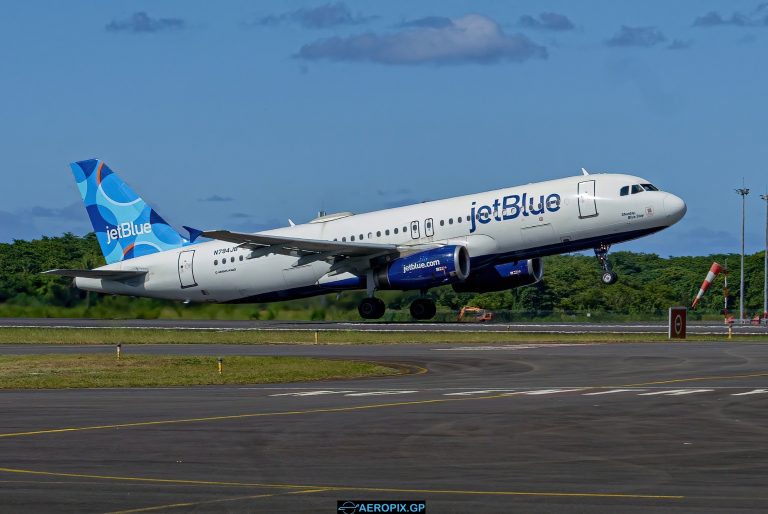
[469,192,561,233]
[105,222,153,245]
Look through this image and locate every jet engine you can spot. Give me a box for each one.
[375,245,470,290]
[452,258,542,293]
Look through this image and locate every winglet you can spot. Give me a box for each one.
[183,226,204,243]
[288,219,296,227]
[581,167,590,176]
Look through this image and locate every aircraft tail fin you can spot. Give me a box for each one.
[70,159,189,264]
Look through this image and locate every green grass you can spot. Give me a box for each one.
[0,354,399,389]
[0,327,765,345]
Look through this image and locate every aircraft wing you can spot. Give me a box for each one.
[43,269,148,280]
[202,230,399,259]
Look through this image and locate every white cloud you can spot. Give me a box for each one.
[297,14,547,65]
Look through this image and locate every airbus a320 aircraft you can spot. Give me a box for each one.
[46,159,686,320]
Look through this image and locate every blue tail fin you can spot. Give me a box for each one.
[70,159,189,264]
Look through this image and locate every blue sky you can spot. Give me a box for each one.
[1,1,766,256]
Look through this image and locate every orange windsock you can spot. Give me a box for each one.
[692,262,722,309]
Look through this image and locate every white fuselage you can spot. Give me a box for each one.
[75,173,686,303]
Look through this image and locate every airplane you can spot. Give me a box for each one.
[45,159,686,320]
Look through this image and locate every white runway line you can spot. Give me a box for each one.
[638,389,692,396]
[443,389,517,396]
[345,391,418,397]
[731,389,768,396]
[665,389,714,396]
[638,389,712,396]
[433,344,594,351]
[521,388,585,395]
[583,389,646,395]
[270,391,355,397]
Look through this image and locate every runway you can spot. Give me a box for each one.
[1,317,766,334]
[1,341,768,513]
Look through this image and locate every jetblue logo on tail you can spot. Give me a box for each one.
[70,159,193,264]
[105,222,153,245]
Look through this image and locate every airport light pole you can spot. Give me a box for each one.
[736,187,750,323]
[761,192,768,322]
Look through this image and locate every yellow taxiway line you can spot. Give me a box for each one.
[0,467,683,501]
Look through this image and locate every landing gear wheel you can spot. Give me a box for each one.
[594,244,618,285]
[601,271,618,285]
[410,298,437,320]
[358,297,385,319]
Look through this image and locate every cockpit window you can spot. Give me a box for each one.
[620,186,629,196]
[641,183,659,191]
[631,184,644,194]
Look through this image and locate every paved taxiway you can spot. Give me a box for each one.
[1,317,766,334]
[1,341,767,513]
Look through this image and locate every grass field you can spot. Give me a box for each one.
[0,327,765,345]
[0,354,399,389]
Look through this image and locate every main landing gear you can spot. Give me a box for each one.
[357,271,437,320]
[409,297,436,320]
[357,296,438,320]
[358,297,386,319]
[594,244,618,285]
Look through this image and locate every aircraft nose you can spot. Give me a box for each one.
[663,193,687,224]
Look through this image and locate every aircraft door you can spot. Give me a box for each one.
[577,180,598,218]
[410,220,420,239]
[425,218,434,237]
[178,250,197,288]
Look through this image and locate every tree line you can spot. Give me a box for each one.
[0,233,765,320]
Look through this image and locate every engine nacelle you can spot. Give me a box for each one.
[452,258,543,293]
[375,245,470,290]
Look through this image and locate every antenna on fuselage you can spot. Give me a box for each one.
[581,167,590,176]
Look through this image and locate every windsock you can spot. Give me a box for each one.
[692,262,722,309]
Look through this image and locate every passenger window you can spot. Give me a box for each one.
[376,231,381,237]
[394,228,398,234]
[214,260,218,265]
[403,226,407,232]
[457,216,462,223]
[448,218,453,225]
[351,235,355,241]
[440,220,445,226]
[631,185,644,194]
[239,255,243,261]
[359,234,364,240]
[231,257,235,263]
[426,221,432,228]
[385,229,390,236]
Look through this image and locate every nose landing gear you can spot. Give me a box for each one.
[594,244,618,285]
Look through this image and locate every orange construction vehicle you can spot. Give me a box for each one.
[457,306,493,322]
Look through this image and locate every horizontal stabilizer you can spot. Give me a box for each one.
[43,269,148,280]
